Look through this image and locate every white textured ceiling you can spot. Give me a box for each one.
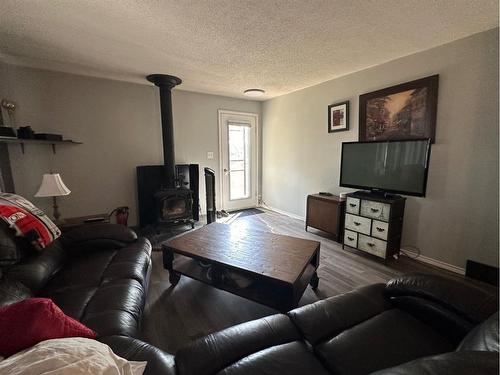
[0,1,498,100]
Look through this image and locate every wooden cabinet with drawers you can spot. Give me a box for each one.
[343,192,406,261]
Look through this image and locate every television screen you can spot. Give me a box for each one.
[340,139,431,196]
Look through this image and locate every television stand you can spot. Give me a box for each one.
[342,191,406,261]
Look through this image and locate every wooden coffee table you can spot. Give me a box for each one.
[162,222,320,312]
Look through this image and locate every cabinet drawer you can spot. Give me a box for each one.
[346,197,360,214]
[345,213,371,235]
[358,234,387,258]
[360,200,390,221]
[371,220,389,240]
[344,230,358,247]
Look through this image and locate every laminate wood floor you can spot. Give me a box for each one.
[140,208,454,354]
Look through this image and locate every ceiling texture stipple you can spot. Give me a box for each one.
[0,0,498,100]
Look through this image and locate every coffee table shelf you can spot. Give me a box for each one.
[172,255,316,311]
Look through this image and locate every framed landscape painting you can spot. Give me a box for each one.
[328,100,349,133]
[359,75,439,142]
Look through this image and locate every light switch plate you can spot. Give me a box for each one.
[207,151,214,160]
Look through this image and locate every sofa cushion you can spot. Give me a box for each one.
[175,314,301,375]
[217,341,331,375]
[369,351,499,375]
[315,308,454,375]
[43,276,147,337]
[457,312,499,352]
[288,283,390,345]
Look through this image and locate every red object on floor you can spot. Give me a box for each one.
[0,298,97,357]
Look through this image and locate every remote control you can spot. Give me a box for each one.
[319,192,333,196]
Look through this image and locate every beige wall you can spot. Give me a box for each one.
[172,90,262,215]
[262,29,499,269]
[0,64,261,225]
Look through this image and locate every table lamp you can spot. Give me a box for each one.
[35,173,71,224]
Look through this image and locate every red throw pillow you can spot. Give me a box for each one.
[0,298,97,357]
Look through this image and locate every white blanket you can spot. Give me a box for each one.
[0,337,147,375]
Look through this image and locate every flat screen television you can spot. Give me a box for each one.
[340,139,431,197]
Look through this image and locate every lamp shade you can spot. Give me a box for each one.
[35,173,71,197]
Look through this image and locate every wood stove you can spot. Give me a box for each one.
[136,73,195,229]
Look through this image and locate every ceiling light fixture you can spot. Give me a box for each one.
[243,89,265,97]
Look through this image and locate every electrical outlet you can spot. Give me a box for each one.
[207,151,214,160]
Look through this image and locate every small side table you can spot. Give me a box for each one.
[58,213,110,232]
[305,194,346,241]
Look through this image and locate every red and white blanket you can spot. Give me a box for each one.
[0,193,61,250]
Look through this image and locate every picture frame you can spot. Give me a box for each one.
[359,75,439,143]
[328,100,349,133]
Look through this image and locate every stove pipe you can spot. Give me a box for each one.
[146,74,182,188]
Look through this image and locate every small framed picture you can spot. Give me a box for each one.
[328,101,349,133]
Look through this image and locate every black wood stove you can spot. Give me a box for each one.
[136,74,196,229]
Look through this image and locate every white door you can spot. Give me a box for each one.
[218,110,258,211]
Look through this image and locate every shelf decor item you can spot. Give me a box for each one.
[35,173,71,224]
[359,75,439,142]
[328,100,349,133]
[0,99,17,139]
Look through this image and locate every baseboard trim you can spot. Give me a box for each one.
[401,248,465,275]
[261,204,305,221]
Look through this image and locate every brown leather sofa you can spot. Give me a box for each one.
[0,222,176,375]
[1,223,498,374]
[175,273,498,375]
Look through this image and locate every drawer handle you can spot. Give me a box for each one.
[353,221,361,226]
[347,236,354,241]
[367,243,375,247]
[370,208,380,213]
[376,227,385,232]
[349,203,357,207]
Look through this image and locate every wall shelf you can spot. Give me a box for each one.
[0,138,82,154]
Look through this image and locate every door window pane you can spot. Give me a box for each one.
[228,123,251,200]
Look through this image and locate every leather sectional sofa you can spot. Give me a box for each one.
[0,223,498,374]
[0,222,175,374]
[176,275,498,375]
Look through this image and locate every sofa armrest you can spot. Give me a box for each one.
[369,351,499,375]
[98,335,176,375]
[288,283,390,345]
[61,223,137,251]
[175,314,301,375]
[385,273,498,324]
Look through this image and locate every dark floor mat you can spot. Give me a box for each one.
[229,208,265,218]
